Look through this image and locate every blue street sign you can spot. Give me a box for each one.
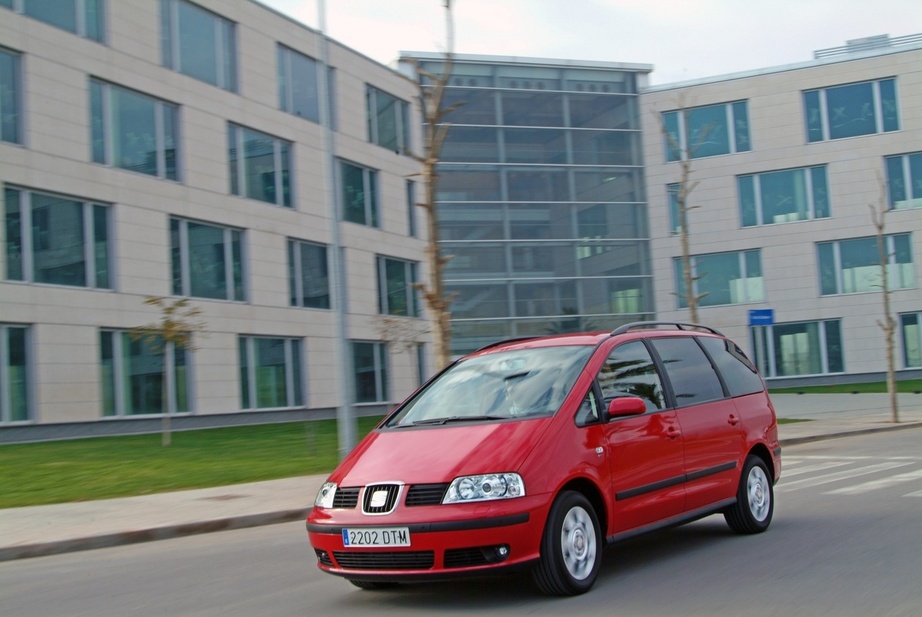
[748,309,774,326]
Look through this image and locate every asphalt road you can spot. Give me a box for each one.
[3,429,921,617]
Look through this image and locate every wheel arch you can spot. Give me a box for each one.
[747,443,775,483]
[557,477,608,539]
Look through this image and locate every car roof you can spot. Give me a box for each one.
[467,322,727,358]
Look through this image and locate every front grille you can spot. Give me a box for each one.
[362,483,402,514]
[315,549,333,567]
[444,547,491,568]
[333,487,360,508]
[333,551,435,570]
[405,483,448,506]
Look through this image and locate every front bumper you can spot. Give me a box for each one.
[307,495,550,582]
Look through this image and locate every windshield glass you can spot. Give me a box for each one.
[386,346,593,427]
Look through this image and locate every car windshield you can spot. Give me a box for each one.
[386,345,593,427]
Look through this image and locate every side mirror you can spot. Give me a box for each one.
[607,396,647,418]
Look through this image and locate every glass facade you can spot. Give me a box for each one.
[239,336,303,409]
[0,47,21,144]
[417,59,653,354]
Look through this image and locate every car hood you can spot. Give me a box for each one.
[331,418,553,486]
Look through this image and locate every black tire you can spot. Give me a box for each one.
[724,455,774,534]
[532,491,602,596]
[348,580,398,590]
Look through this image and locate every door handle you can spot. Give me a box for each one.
[728,414,740,426]
[666,425,681,439]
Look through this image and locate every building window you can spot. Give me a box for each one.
[90,79,179,180]
[805,78,898,142]
[100,330,190,416]
[818,234,913,295]
[737,165,829,227]
[352,341,388,403]
[228,124,291,207]
[667,183,682,235]
[0,324,30,423]
[339,160,377,226]
[5,187,111,288]
[406,179,417,237]
[752,320,843,378]
[3,0,105,42]
[378,256,418,317]
[0,47,22,144]
[674,250,763,308]
[288,239,329,309]
[901,313,922,368]
[239,336,303,409]
[885,152,922,210]
[161,0,236,91]
[662,101,750,161]
[366,85,410,153]
[170,217,244,301]
[277,44,319,123]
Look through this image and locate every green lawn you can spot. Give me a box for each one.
[0,417,382,509]
[769,379,922,395]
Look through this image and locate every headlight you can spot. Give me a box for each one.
[314,482,337,508]
[443,473,525,504]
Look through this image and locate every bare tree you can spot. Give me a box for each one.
[374,315,431,386]
[656,96,711,323]
[405,0,459,370]
[130,297,205,445]
[869,179,899,423]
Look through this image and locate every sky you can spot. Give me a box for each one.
[258,0,922,84]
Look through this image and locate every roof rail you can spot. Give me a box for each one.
[474,336,540,353]
[611,321,724,336]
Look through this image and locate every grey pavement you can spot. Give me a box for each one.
[2,393,921,562]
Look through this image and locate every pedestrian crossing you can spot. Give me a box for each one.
[778,455,922,498]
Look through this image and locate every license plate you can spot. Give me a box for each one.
[342,527,411,547]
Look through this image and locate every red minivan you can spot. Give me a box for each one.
[307,322,781,596]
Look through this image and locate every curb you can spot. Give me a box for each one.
[0,508,310,562]
[3,422,922,563]
[779,421,922,447]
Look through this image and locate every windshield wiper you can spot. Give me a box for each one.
[398,415,508,427]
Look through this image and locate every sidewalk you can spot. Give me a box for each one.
[2,393,921,562]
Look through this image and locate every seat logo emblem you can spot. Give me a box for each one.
[370,490,388,508]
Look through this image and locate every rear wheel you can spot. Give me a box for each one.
[724,455,773,534]
[532,491,602,596]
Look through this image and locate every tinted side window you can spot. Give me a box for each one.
[699,336,765,397]
[650,337,724,406]
[598,341,665,412]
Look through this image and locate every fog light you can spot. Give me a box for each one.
[484,544,511,563]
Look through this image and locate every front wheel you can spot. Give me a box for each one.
[724,455,774,534]
[532,491,602,596]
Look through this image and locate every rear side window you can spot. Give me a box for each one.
[650,337,724,407]
[698,336,764,397]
